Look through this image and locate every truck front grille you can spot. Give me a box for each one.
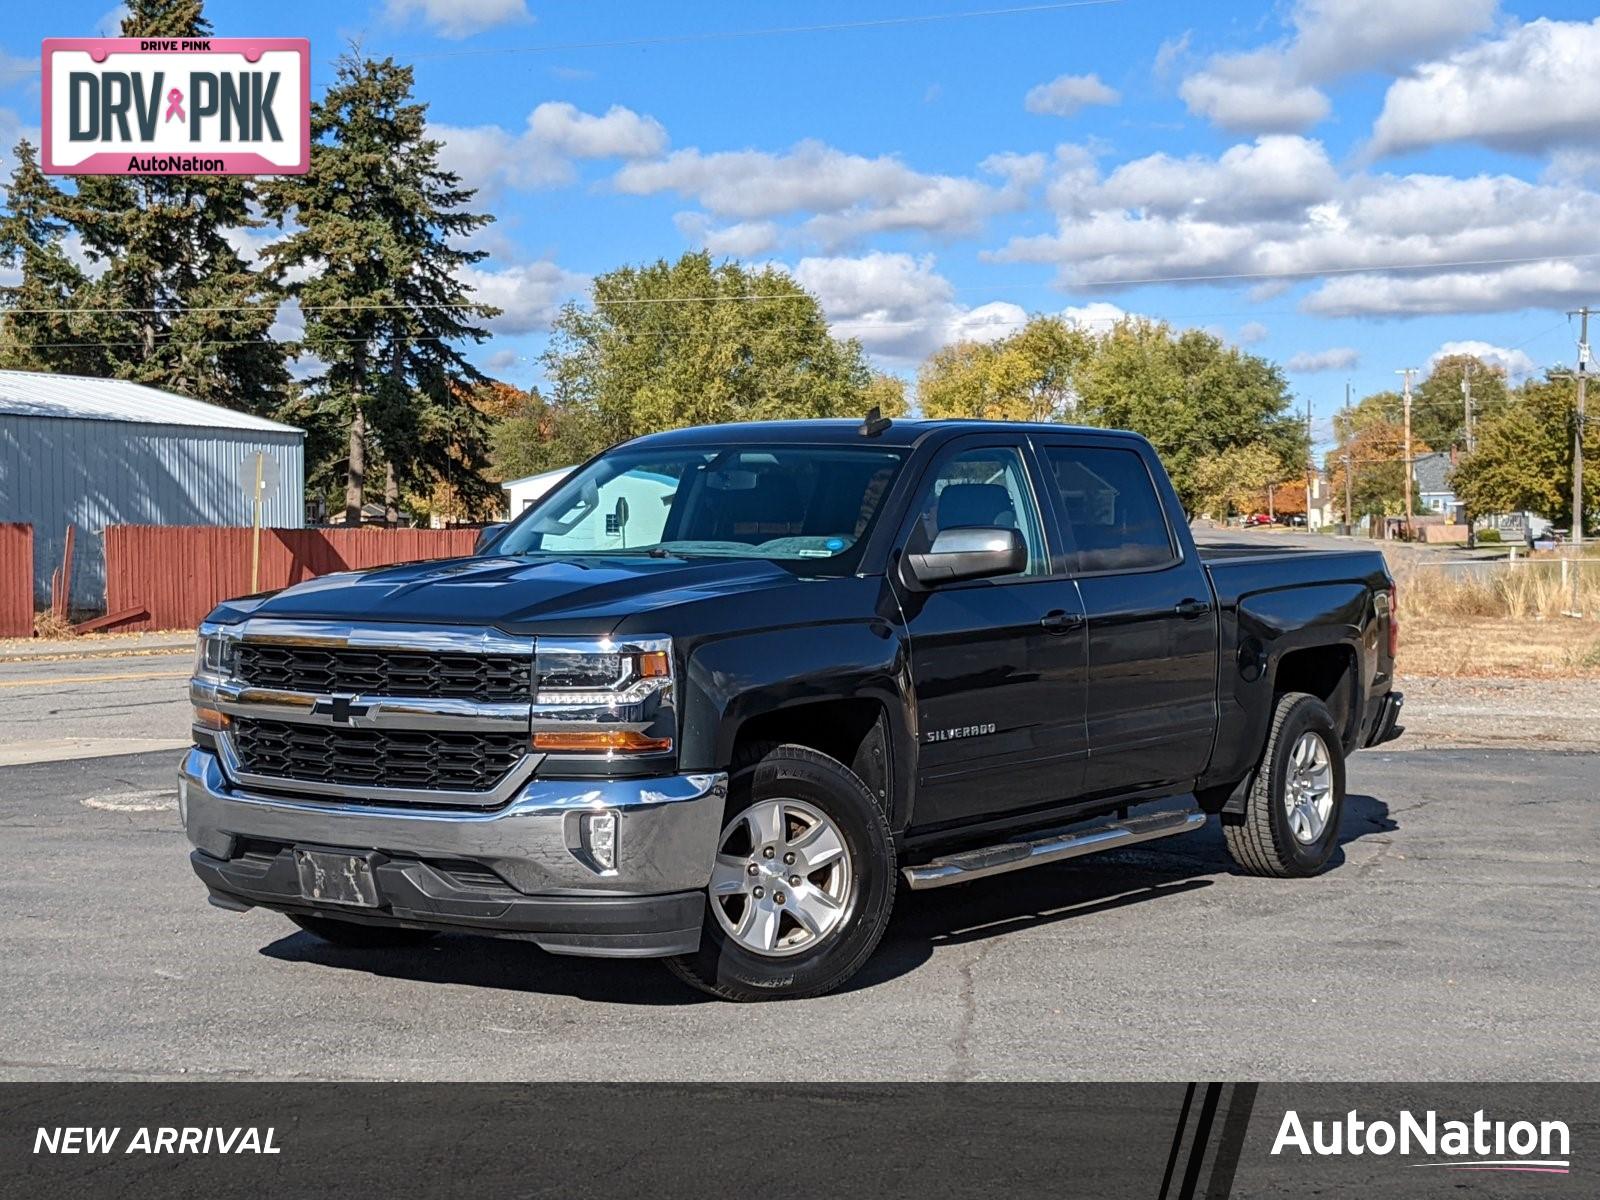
[231,717,527,794]
[234,644,530,703]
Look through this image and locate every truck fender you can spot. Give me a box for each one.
[676,622,918,830]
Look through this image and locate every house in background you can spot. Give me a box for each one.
[0,370,303,610]
[1305,469,1334,531]
[1412,450,1464,522]
[502,466,572,518]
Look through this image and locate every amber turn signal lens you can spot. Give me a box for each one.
[639,650,670,678]
[193,706,231,731]
[532,730,672,753]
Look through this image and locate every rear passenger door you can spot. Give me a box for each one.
[1033,437,1218,799]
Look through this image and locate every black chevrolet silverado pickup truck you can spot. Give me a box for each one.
[182,417,1402,1000]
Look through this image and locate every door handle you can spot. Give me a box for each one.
[1174,597,1212,618]
[1040,609,1085,633]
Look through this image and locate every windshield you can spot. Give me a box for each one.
[496,443,907,571]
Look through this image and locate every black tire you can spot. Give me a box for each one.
[665,744,896,1001]
[1223,692,1346,878]
[288,913,439,949]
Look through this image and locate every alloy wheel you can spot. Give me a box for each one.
[708,797,854,957]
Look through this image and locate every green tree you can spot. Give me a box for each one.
[1191,443,1291,518]
[1073,319,1302,514]
[542,252,884,458]
[1451,371,1599,532]
[916,316,1301,513]
[60,0,289,413]
[0,140,103,375]
[1323,391,1429,522]
[918,315,1093,421]
[262,52,497,524]
[1413,353,1510,450]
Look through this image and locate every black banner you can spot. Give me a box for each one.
[2,1084,1592,1198]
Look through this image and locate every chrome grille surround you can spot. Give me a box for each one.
[196,619,538,807]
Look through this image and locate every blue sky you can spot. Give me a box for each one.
[3,0,1598,449]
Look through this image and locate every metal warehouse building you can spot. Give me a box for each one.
[0,370,304,610]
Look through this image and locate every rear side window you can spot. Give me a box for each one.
[1040,445,1175,573]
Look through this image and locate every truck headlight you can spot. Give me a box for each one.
[194,626,237,680]
[532,636,674,754]
[535,637,671,706]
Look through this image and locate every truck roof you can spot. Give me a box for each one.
[623,417,1145,451]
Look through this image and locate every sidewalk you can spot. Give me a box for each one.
[0,631,193,662]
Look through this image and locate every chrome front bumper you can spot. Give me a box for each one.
[179,748,727,955]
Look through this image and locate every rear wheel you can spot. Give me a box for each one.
[1223,691,1346,877]
[666,744,895,1001]
[288,913,439,949]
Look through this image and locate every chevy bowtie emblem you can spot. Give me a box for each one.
[312,696,371,725]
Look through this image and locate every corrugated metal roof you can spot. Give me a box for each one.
[0,369,300,434]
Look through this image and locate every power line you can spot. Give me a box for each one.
[405,1,1125,59]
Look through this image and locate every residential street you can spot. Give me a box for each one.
[1,735,1595,1081]
[0,652,191,766]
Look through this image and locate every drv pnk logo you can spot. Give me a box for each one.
[42,37,309,175]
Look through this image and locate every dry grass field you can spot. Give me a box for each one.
[1394,554,1600,678]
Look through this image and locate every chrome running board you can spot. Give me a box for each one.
[901,807,1207,890]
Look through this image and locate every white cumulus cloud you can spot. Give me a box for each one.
[437,102,667,198]
[1024,73,1120,117]
[458,261,588,335]
[615,140,1027,249]
[1370,18,1600,157]
[1428,340,1536,379]
[991,136,1600,317]
[1180,53,1330,134]
[1286,347,1360,372]
[1178,0,1496,134]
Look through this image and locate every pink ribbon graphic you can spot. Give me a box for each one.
[164,88,185,123]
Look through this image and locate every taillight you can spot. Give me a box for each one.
[1387,583,1400,660]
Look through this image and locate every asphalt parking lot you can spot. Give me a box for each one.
[2,732,1596,1081]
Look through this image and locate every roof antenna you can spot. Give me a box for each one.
[859,405,892,437]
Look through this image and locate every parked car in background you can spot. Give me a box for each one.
[1245,512,1274,526]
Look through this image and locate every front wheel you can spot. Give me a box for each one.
[665,745,896,1001]
[1223,692,1346,877]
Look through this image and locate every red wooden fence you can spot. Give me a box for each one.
[0,524,33,637]
[105,526,480,631]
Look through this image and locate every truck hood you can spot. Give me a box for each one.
[235,553,809,630]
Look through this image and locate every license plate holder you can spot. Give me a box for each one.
[294,848,381,908]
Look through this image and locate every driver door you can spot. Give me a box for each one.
[893,438,1088,832]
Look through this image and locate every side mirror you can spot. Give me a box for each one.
[905,527,1025,586]
[474,523,508,555]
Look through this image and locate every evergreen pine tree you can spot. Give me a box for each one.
[262,53,497,525]
[0,140,104,376]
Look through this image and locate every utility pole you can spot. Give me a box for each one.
[1461,361,1475,454]
[1397,368,1418,537]
[1342,380,1354,529]
[1570,306,1589,547]
[1305,395,1314,527]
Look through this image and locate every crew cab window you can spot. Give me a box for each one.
[497,444,905,572]
[903,445,1047,577]
[1041,445,1176,573]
